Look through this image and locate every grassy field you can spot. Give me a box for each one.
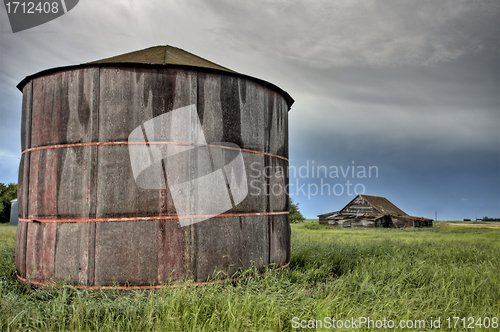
[1,221,499,331]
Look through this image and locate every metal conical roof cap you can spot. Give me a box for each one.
[87,45,237,74]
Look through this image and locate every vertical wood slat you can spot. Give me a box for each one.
[16,81,33,278]
[26,222,56,279]
[15,221,28,277]
[88,67,100,286]
[18,81,32,220]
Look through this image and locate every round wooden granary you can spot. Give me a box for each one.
[15,45,293,288]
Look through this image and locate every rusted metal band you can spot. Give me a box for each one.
[18,211,289,224]
[22,141,289,161]
[16,262,290,290]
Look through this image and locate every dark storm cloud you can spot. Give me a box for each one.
[0,0,498,219]
[200,0,499,67]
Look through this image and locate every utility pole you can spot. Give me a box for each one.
[435,211,437,222]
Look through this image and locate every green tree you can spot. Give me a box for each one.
[0,183,17,223]
[289,197,305,223]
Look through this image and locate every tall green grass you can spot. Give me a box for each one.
[1,223,499,331]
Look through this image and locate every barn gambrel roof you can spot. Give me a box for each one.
[340,195,409,216]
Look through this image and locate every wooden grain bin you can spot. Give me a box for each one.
[15,45,293,288]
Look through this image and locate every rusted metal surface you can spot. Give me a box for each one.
[16,48,291,287]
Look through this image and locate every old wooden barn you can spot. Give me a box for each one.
[318,194,433,228]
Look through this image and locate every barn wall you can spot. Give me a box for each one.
[318,212,335,225]
[391,217,413,228]
[413,219,433,227]
[325,218,378,228]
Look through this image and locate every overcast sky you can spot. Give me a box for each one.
[0,0,498,220]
